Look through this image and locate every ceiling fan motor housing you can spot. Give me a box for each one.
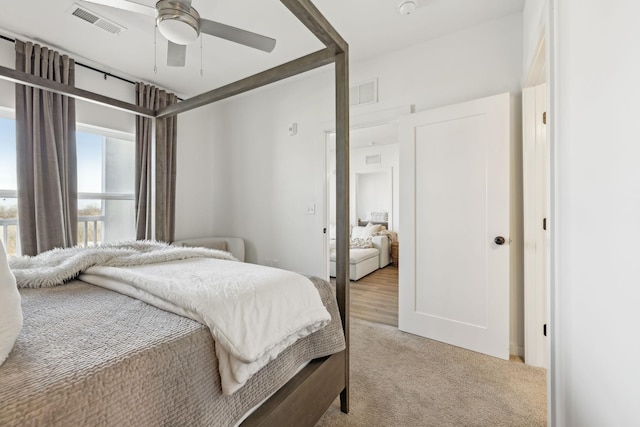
[156,0,201,45]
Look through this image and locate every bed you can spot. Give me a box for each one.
[0,242,346,426]
[0,0,352,424]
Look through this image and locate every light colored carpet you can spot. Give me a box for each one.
[316,319,546,427]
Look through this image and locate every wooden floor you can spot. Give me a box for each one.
[332,266,398,327]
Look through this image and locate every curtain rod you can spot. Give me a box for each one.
[0,34,184,101]
[1,34,137,86]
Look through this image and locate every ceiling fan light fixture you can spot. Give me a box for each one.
[157,18,199,44]
[156,0,201,45]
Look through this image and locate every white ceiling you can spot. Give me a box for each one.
[0,0,524,98]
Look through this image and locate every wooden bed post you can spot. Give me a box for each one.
[334,49,350,414]
[279,0,351,414]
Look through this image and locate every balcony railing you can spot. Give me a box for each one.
[78,215,105,247]
[0,218,18,255]
[0,216,105,255]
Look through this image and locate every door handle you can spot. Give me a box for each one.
[494,236,506,245]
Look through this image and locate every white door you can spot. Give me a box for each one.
[399,93,511,360]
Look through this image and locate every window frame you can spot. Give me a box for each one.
[76,123,135,246]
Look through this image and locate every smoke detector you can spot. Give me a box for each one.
[398,1,417,15]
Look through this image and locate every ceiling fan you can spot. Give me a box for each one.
[81,0,276,67]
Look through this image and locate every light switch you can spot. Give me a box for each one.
[306,203,316,215]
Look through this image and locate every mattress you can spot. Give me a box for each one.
[0,277,345,426]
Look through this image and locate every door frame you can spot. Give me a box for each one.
[522,82,547,368]
[523,4,555,424]
[522,31,549,369]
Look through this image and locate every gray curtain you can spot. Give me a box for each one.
[135,83,178,242]
[15,40,77,256]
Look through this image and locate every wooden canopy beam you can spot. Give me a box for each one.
[0,65,154,118]
[280,0,348,53]
[156,48,335,119]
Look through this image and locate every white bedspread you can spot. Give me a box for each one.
[79,258,331,395]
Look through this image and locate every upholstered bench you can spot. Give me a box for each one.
[173,237,245,262]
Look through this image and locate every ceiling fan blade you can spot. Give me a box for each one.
[200,19,276,53]
[80,0,156,17]
[167,41,187,67]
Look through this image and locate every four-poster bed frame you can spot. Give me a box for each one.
[0,0,350,425]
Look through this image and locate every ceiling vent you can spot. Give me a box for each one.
[350,79,378,107]
[68,3,126,35]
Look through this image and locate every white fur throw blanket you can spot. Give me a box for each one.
[9,241,236,289]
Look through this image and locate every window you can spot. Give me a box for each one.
[0,112,18,255]
[0,113,135,255]
[76,125,136,247]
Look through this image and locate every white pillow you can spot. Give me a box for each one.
[358,222,382,240]
[351,226,365,239]
[0,239,22,366]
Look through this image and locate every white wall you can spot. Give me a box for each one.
[329,143,400,233]
[174,106,217,240]
[193,12,523,278]
[188,71,335,275]
[352,145,398,232]
[354,13,523,115]
[552,1,640,425]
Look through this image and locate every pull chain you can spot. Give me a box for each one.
[200,35,204,77]
[153,23,158,74]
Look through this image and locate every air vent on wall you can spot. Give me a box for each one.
[350,79,378,107]
[365,154,381,165]
[68,3,126,35]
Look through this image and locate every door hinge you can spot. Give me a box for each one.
[323,227,327,234]
[543,218,547,230]
[543,112,547,125]
[543,324,547,337]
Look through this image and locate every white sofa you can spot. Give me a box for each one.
[329,234,391,281]
[173,237,245,262]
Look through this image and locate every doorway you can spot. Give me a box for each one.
[325,116,402,327]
